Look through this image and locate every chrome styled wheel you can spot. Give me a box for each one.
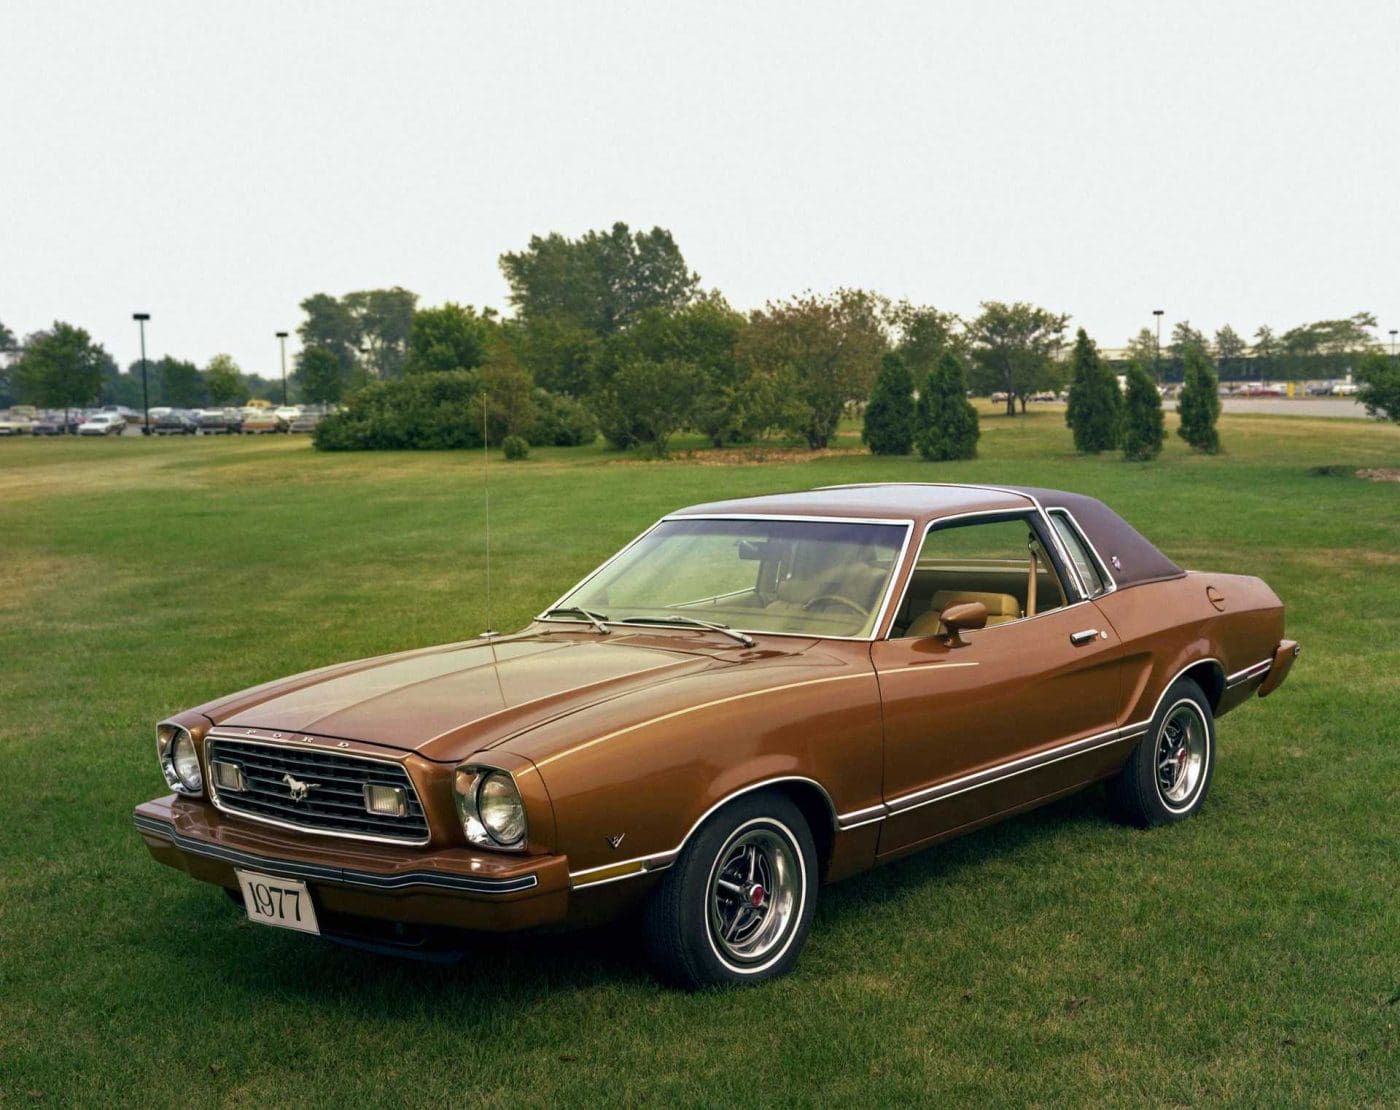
[1156,700,1209,809]
[706,822,802,968]
[643,793,818,988]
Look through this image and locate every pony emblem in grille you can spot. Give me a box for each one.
[207,737,429,844]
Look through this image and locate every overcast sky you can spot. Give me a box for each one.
[3,0,1398,375]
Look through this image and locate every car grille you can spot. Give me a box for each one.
[207,738,429,843]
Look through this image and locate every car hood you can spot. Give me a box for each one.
[206,632,769,760]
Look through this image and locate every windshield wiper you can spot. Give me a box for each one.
[618,615,755,648]
[542,606,610,634]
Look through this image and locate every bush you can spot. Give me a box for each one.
[1356,350,1400,424]
[592,357,702,456]
[1178,345,1222,453]
[526,389,598,446]
[916,351,979,461]
[502,434,529,460]
[862,352,915,455]
[1064,328,1121,453]
[1121,359,1165,461]
[313,371,484,451]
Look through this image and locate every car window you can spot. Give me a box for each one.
[1049,512,1108,597]
[891,515,1070,638]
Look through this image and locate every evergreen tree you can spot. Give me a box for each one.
[915,351,979,461]
[1121,359,1165,461]
[1064,328,1121,453]
[861,351,915,455]
[1178,344,1222,453]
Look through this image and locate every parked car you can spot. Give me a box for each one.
[274,405,303,423]
[77,413,125,436]
[989,391,1009,404]
[287,409,325,433]
[1305,382,1333,396]
[30,413,66,436]
[195,408,243,435]
[0,411,35,436]
[1333,382,1358,396]
[152,410,200,436]
[241,410,287,434]
[134,484,1298,986]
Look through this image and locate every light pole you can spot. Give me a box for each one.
[1152,309,1164,386]
[133,313,151,434]
[276,331,289,405]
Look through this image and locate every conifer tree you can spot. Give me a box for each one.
[1121,358,1165,461]
[916,351,979,461]
[861,351,915,455]
[1177,344,1222,453]
[1064,328,1121,453]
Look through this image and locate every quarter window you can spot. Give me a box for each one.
[1049,512,1108,597]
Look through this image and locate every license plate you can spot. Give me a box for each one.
[235,869,321,935]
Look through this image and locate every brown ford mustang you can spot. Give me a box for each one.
[134,483,1298,986]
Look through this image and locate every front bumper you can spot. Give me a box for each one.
[133,795,570,932]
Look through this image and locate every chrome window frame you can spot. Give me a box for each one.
[1045,507,1118,597]
[536,513,917,643]
[881,507,1083,640]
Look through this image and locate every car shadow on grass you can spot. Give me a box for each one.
[153,786,1121,1016]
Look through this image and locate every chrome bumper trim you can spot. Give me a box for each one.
[133,812,539,895]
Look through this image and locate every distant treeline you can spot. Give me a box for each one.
[1,224,1392,451]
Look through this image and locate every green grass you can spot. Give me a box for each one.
[1,410,1397,1107]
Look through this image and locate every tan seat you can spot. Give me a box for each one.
[905,589,1021,638]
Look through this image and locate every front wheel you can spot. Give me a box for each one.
[643,792,817,989]
[1108,678,1215,827]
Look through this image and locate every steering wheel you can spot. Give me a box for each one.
[802,595,867,617]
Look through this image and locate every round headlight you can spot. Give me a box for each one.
[158,724,203,794]
[477,772,526,846]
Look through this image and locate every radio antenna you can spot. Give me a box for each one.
[482,395,496,638]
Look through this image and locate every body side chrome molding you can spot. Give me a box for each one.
[569,774,841,889]
[1225,658,1273,688]
[132,812,539,895]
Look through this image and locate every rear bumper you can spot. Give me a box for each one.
[133,795,570,932]
[1258,639,1300,698]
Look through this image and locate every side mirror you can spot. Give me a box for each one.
[940,601,987,644]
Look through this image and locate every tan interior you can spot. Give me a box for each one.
[905,589,1021,637]
[894,559,1068,638]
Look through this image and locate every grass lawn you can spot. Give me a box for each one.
[1,408,1397,1106]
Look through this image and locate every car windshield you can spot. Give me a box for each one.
[552,517,908,638]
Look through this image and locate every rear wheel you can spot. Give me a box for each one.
[642,792,817,989]
[1109,678,1215,827]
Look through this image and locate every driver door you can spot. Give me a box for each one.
[871,513,1122,857]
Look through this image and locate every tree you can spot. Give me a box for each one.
[889,301,961,379]
[915,351,979,461]
[1355,350,1400,424]
[500,222,700,337]
[157,357,205,407]
[1213,325,1247,379]
[1253,325,1279,379]
[1064,329,1122,453]
[1169,321,1207,359]
[966,301,1068,415]
[862,352,915,455]
[405,302,494,374]
[1121,359,1165,461]
[737,289,888,448]
[593,358,702,456]
[295,346,347,404]
[597,294,748,447]
[1279,313,1378,380]
[503,315,600,398]
[345,286,418,379]
[1178,345,1222,453]
[472,356,537,444]
[297,293,358,374]
[205,354,246,404]
[12,323,108,416]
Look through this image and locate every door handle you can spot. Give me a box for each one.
[1069,629,1099,645]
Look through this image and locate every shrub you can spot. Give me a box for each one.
[1178,345,1222,453]
[1121,359,1165,461]
[1356,350,1400,424]
[1064,328,1121,453]
[862,352,915,455]
[502,434,529,460]
[526,389,598,446]
[916,351,979,461]
[313,371,484,451]
[592,357,702,456]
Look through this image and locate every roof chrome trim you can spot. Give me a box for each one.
[132,812,538,894]
[537,513,916,644]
